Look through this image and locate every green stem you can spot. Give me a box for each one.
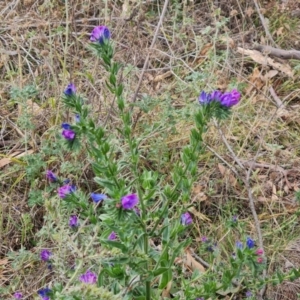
[150,135,202,236]
[144,234,151,300]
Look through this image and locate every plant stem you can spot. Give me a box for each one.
[144,233,151,300]
[150,136,202,236]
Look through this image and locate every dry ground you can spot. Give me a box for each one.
[1,0,300,299]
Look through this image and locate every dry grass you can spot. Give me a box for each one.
[1,0,300,298]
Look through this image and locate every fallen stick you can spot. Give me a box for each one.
[253,45,300,60]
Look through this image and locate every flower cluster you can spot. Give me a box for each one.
[235,237,264,264]
[198,89,240,108]
[61,123,76,141]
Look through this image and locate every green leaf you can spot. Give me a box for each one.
[107,256,130,264]
[102,240,128,252]
[94,177,115,189]
[152,267,170,277]
[162,219,170,244]
[158,269,172,289]
[116,84,123,97]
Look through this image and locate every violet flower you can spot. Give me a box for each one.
[246,237,255,249]
[232,215,238,222]
[90,26,110,44]
[210,90,222,101]
[245,290,252,298]
[91,193,107,203]
[220,89,240,107]
[46,170,57,183]
[40,250,52,261]
[37,287,51,300]
[198,89,240,108]
[14,292,23,299]
[108,231,117,241]
[121,193,139,210]
[61,123,71,130]
[75,114,80,123]
[198,91,212,105]
[69,215,79,227]
[79,270,97,284]
[62,129,76,140]
[236,241,243,249]
[58,184,76,199]
[201,236,208,242]
[64,83,76,96]
[181,212,193,225]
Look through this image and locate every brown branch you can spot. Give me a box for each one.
[253,44,300,60]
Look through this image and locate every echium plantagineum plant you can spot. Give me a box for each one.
[40,25,285,300]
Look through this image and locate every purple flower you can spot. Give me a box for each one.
[46,170,57,182]
[198,89,240,108]
[40,250,52,261]
[198,91,212,105]
[210,90,222,101]
[230,89,241,104]
[207,243,217,252]
[61,123,71,130]
[79,270,97,284]
[58,184,76,198]
[232,215,238,222]
[246,237,255,249]
[108,231,117,240]
[220,89,240,107]
[201,236,208,242]
[64,83,76,96]
[75,114,80,123]
[181,212,193,225]
[196,298,205,300]
[90,26,111,44]
[14,292,23,299]
[236,241,243,249]
[37,287,51,300]
[121,193,139,210]
[69,215,79,227]
[91,193,107,203]
[245,290,252,297]
[62,129,76,140]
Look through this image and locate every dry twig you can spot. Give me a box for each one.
[131,0,170,103]
[252,0,277,46]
